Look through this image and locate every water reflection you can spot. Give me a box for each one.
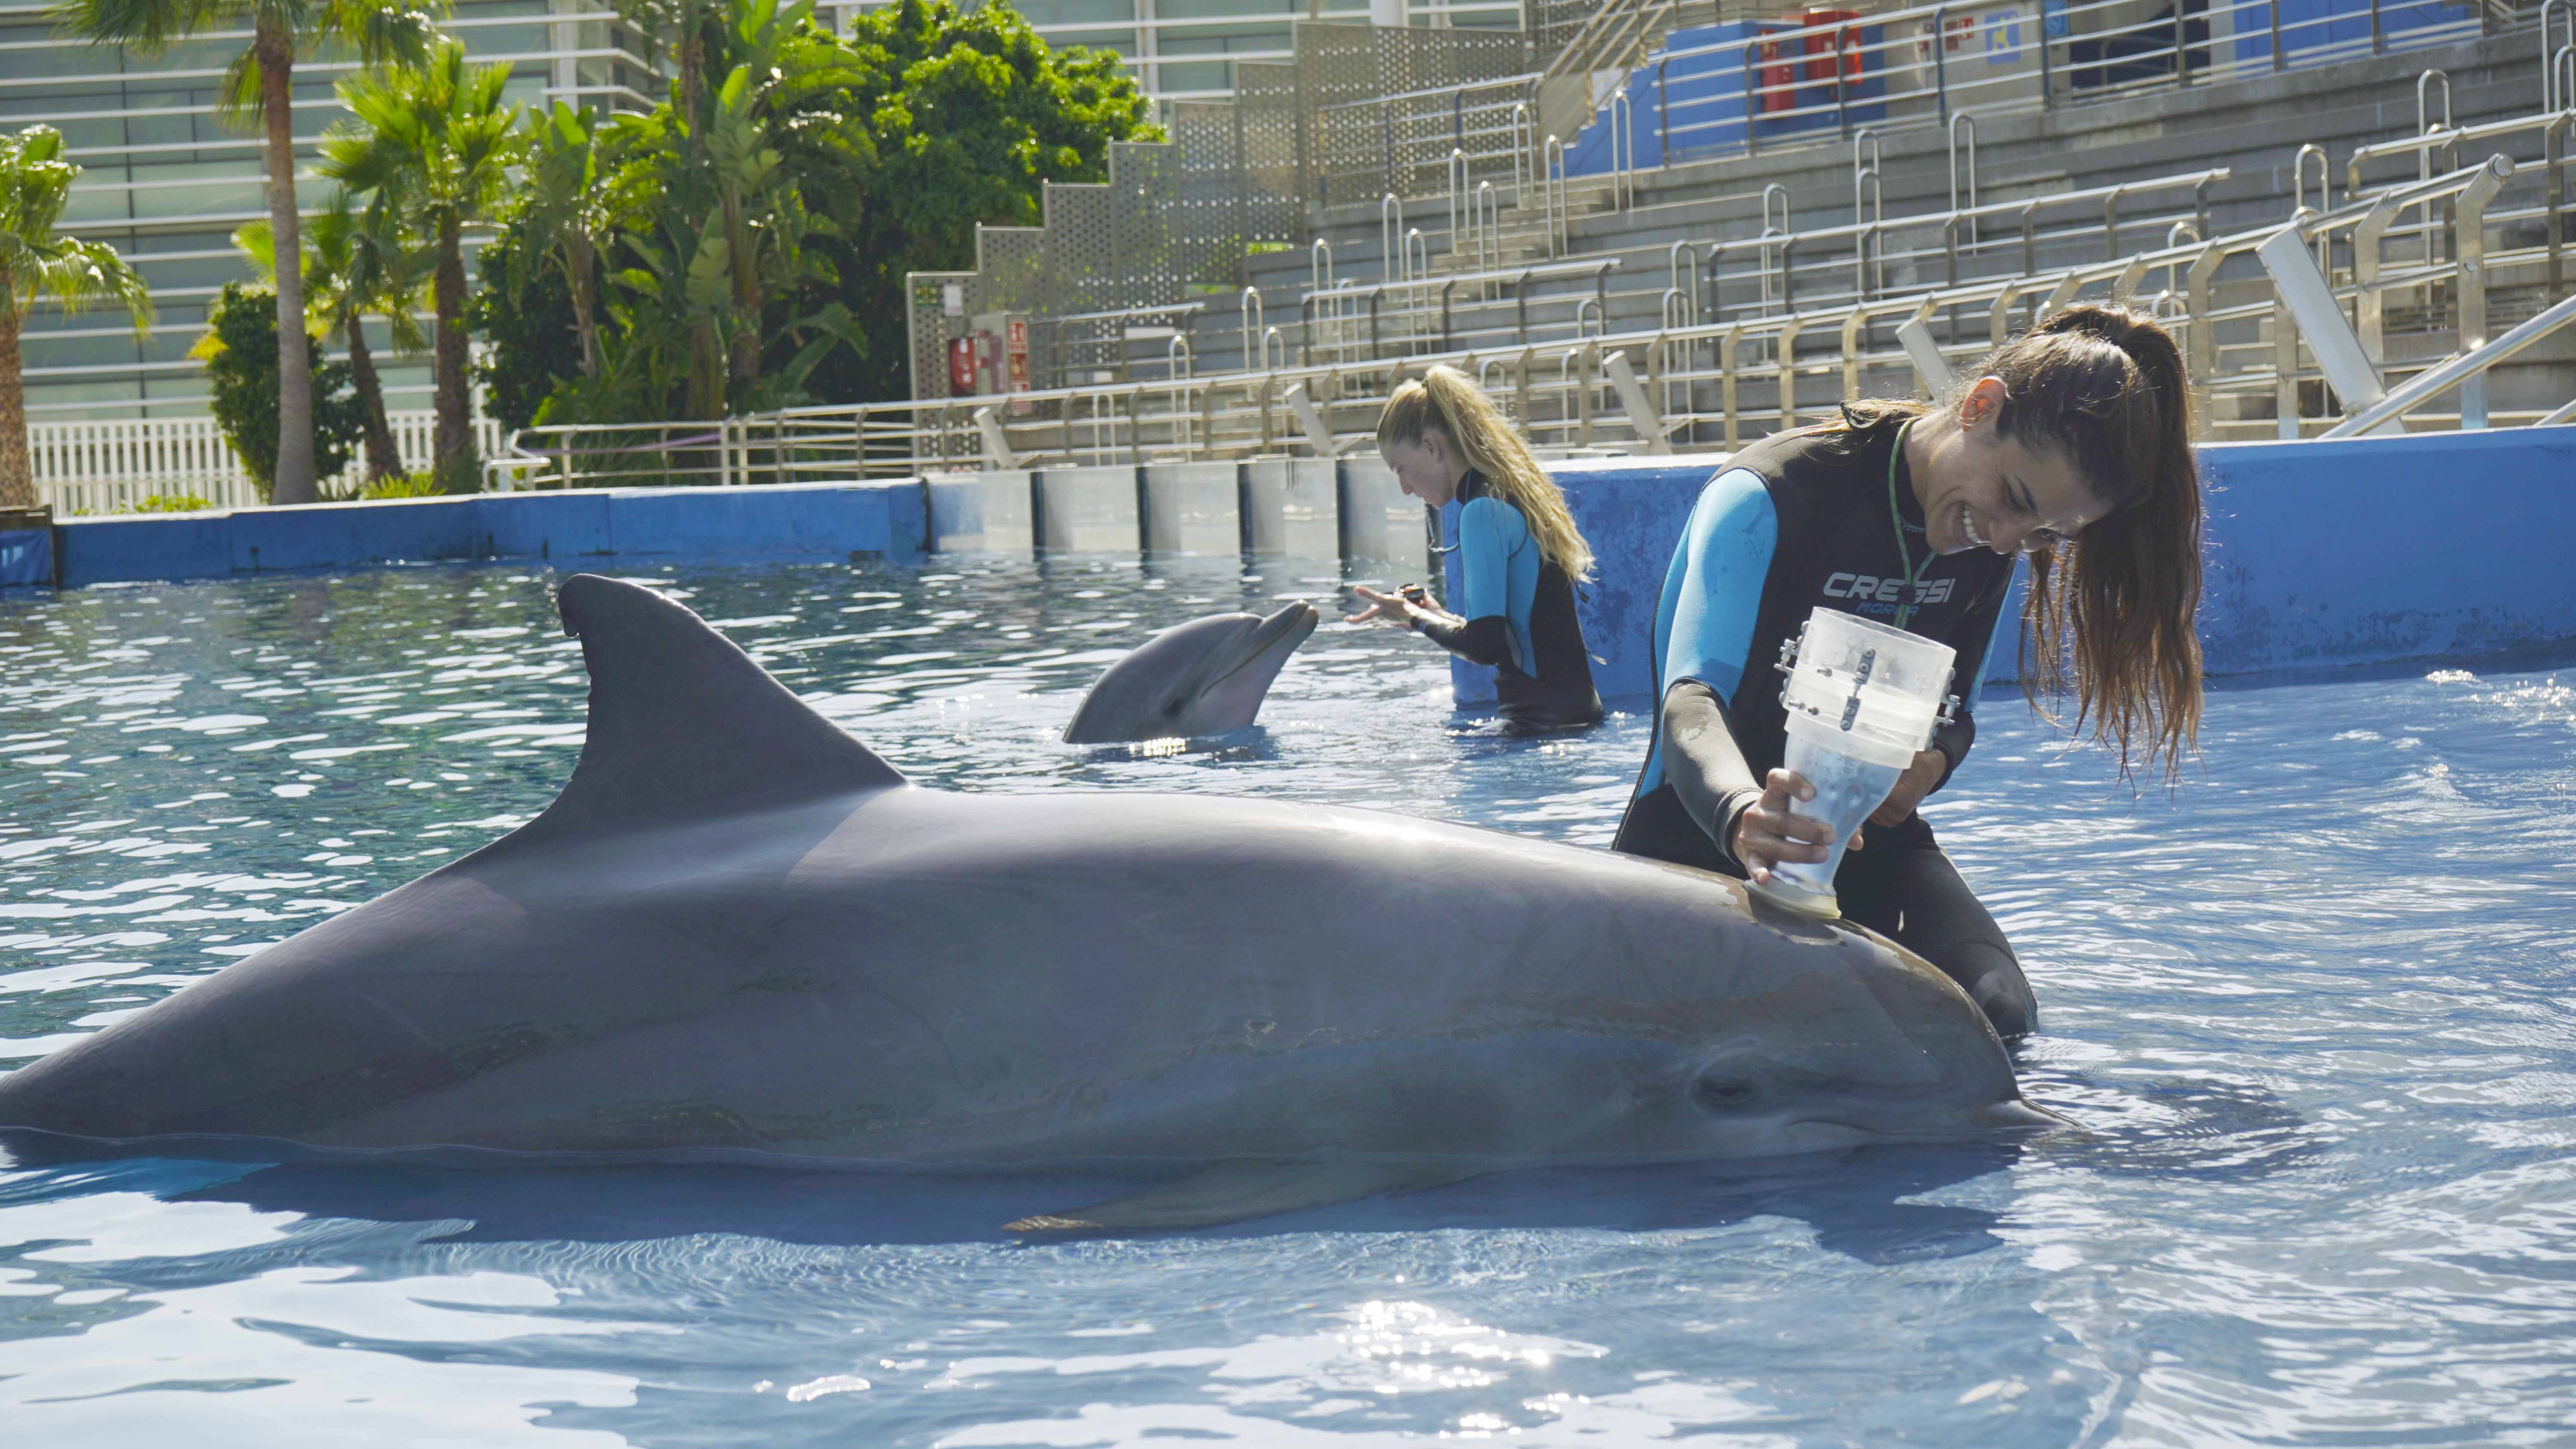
[5,560,2576,1444]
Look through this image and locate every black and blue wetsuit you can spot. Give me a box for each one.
[1611,416,2038,1035]
[1420,470,1604,730]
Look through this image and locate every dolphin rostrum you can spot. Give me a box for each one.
[0,576,2055,1231]
[1062,602,1318,744]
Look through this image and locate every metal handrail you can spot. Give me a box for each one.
[2346,104,2571,197]
[1314,72,1544,113]
[1301,256,1622,305]
[1699,168,2230,258]
[2322,292,2576,437]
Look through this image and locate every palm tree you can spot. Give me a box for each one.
[517,101,605,380]
[321,39,518,491]
[56,0,438,505]
[0,124,150,512]
[239,190,428,481]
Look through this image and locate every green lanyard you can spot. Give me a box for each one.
[1884,420,1930,630]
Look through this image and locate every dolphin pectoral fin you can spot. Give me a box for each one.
[1004,1159,1482,1234]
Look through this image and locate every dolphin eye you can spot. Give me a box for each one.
[1692,1075,1760,1113]
[1161,698,1184,717]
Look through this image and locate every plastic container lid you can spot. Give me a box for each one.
[1778,607,1956,766]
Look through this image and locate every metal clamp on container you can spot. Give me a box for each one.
[1753,607,1958,919]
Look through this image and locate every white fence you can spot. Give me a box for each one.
[32,411,506,516]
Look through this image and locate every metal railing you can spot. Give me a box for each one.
[496,157,2572,489]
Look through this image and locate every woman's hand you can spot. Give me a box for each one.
[1345,584,1459,631]
[1867,749,1948,828]
[1732,768,1855,884]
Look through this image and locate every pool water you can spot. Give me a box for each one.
[4,556,2574,1446]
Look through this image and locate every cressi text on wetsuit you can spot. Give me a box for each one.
[1418,470,1604,730]
[1610,416,2037,1035]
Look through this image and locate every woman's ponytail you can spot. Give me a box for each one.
[1987,304,2205,782]
[1380,365,1596,581]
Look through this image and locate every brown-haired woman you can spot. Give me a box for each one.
[1613,304,2204,1037]
[1348,365,1605,730]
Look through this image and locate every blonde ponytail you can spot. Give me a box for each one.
[1377,365,1595,582]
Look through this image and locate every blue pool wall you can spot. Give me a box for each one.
[43,481,930,588]
[1445,427,2576,705]
[13,428,2573,702]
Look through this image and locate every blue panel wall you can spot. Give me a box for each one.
[1454,430,2576,711]
[2194,429,2576,671]
[0,527,51,588]
[2231,0,2470,65]
[1440,457,1724,706]
[49,480,927,588]
[1567,22,1884,177]
[476,491,614,560]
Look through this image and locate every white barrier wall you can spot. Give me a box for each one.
[923,460,1434,575]
[1335,457,1432,575]
[1242,459,1339,559]
[1140,462,1243,555]
[1037,466,1142,553]
[926,470,1035,555]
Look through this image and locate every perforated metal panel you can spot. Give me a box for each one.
[905,270,973,402]
[975,226,1051,316]
[1235,62,1304,243]
[903,19,1545,399]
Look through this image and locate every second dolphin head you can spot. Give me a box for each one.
[1063,602,1320,744]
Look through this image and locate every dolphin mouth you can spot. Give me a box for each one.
[1201,602,1319,691]
[1790,1098,2071,1140]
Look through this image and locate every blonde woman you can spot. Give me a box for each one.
[1347,366,1604,730]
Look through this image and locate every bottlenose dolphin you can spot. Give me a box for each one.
[1063,602,1318,743]
[0,576,2054,1231]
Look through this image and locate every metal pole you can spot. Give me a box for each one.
[2369,0,2382,57]
[1659,56,1671,162]
[1836,24,1851,140]
[1933,5,1948,125]
[2039,7,2053,108]
[2270,0,2283,71]
[1744,41,1762,157]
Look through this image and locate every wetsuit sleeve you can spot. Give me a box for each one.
[1924,559,2016,795]
[1661,680,1764,868]
[1417,615,1513,668]
[1654,469,1778,866]
[1418,498,1518,668]
[1660,470,1777,703]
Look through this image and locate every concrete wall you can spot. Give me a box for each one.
[1443,428,2576,707]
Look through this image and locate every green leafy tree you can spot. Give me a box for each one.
[603,0,861,418]
[467,225,583,433]
[477,0,1154,431]
[517,101,608,380]
[57,0,438,505]
[0,124,150,510]
[817,0,1155,401]
[192,281,365,502]
[321,38,520,491]
[239,190,430,482]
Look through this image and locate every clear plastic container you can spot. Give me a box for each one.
[1749,609,1957,918]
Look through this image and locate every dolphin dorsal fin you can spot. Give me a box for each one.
[522,574,904,841]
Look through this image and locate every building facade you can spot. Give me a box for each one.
[0,0,653,422]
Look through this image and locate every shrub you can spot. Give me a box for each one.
[359,470,443,500]
[130,493,214,513]
[192,282,367,503]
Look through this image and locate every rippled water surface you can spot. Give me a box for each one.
[4,556,2573,1446]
